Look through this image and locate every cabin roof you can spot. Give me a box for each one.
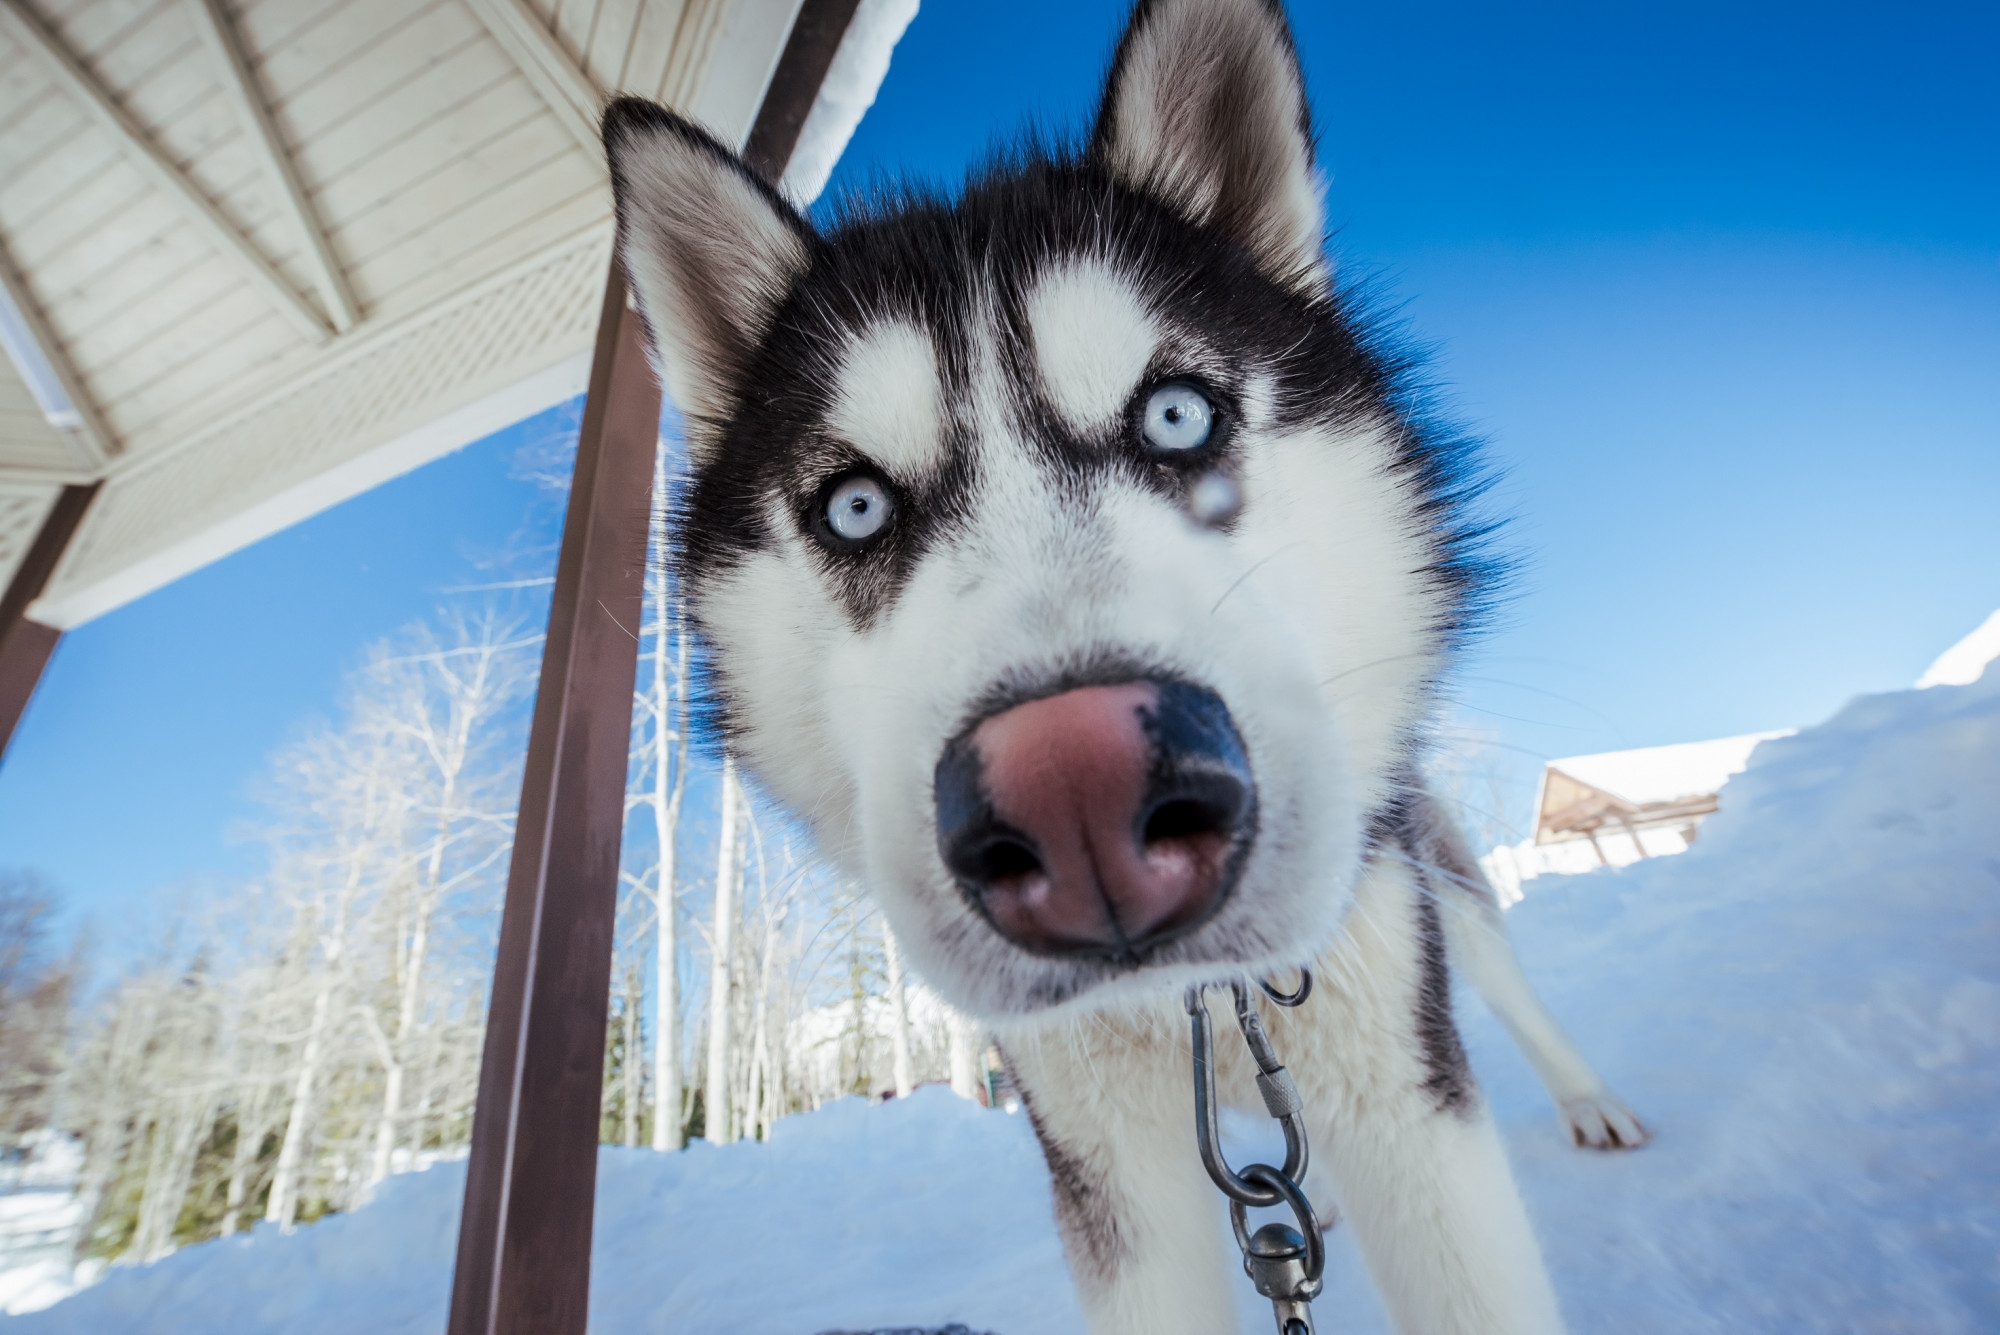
[0,0,897,627]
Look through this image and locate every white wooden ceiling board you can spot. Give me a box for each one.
[43,0,162,57]
[12,0,845,621]
[241,0,440,104]
[332,102,579,261]
[265,1,486,150]
[345,145,605,311]
[304,65,534,230]
[0,101,105,225]
[0,364,74,474]
[371,189,609,326]
[582,0,644,90]
[548,0,589,46]
[36,227,610,625]
[615,0,686,98]
[69,7,197,107]
[687,0,797,142]
[0,484,59,591]
[43,217,218,343]
[232,0,350,54]
[289,31,524,208]
[0,42,50,119]
[75,254,253,376]
[95,287,280,411]
[65,248,238,367]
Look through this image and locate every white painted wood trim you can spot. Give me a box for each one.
[461,0,606,158]
[0,232,112,471]
[0,481,60,595]
[184,0,360,334]
[30,347,592,629]
[0,0,334,345]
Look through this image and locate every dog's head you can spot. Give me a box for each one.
[607,0,1484,1020]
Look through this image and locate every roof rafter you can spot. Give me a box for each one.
[461,0,606,159]
[0,0,333,344]
[0,233,114,471]
[183,0,358,334]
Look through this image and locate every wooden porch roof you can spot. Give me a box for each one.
[0,0,882,627]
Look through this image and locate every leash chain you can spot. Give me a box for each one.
[1185,971,1325,1335]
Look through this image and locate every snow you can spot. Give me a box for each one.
[1917,608,2000,688]
[779,0,922,207]
[9,665,1998,1332]
[0,1137,89,1316]
[1544,730,1792,808]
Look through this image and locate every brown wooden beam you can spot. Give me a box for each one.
[0,483,99,765]
[740,0,863,180]
[446,3,865,1331]
[446,261,658,1335]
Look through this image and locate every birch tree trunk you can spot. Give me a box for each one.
[269,821,367,1229]
[621,960,642,1147]
[703,757,742,1143]
[883,925,915,1098]
[267,981,331,1229]
[220,1081,270,1237]
[369,627,510,1186]
[947,1011,983,1102]
[650,458,689,1150]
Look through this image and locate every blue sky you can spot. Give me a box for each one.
[4,0,1996,940]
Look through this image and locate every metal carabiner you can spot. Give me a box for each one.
[1187,974,1326,1335]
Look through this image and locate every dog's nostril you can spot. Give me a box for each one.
[969,837,1041,883]
[1142,797,1232,847]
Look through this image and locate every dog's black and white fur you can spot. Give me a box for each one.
[605,2,1642,1329]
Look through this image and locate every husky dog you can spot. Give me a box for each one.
[604,0,1642,1329]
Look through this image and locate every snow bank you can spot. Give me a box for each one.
[1,1090,1080,1335]
[10,668,1997,1332]
[0,1137,89,1316]
[1399,663,2000,1334]
[1917,608,2000,688]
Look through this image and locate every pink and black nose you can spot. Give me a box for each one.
[933,679,1257,963]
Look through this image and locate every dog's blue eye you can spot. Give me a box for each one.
[826,475,892,542]
[1143,384,1213,451]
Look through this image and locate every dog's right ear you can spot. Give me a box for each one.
[604,98,814,446]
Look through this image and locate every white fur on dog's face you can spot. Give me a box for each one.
[694,261,1440,1018]
[605,0,1469,1020]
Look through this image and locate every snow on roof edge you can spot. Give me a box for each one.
[1547,730,1795,807]
[779,0,921,206]
[1916,609,2000,689]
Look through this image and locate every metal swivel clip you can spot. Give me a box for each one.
[1185,971,1325,1335]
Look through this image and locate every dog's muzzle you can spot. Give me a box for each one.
[933,678,1258,963]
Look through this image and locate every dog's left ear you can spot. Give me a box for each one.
[1092,0,1327,297]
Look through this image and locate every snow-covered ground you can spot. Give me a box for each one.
[0,1137,90,1317]
[7,664,1997,1333]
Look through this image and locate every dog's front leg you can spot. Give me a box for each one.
[1277,866,1568,1335]
[1004,1015,1239,1335]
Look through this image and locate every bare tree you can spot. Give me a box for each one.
[0,873,74,1146]
[882,925,915,1099]
[637,450,692,1151]
[703,758,744,1143]
[361,616,531,1187]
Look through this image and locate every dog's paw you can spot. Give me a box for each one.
[1558,1091,1649,1150]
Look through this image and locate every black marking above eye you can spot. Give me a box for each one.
[816,471,896,547]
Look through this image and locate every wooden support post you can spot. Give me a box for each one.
[446,4,864,1331]
[446,262,658,1335]
[0,482,98,764]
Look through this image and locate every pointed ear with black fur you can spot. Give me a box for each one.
[1092,0,1328,296]
[604,98,814,446]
